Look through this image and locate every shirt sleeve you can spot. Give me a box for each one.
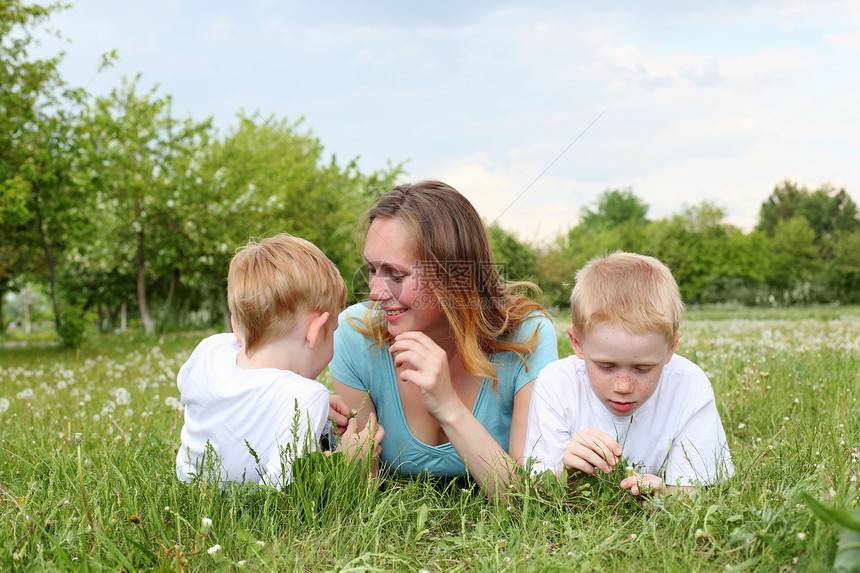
[664,389,734,487]
[261,387,330,489]
[524,366,572,475]
[329,306,376,392]
[511,314,559,393]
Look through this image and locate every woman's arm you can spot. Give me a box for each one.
[509,380,535,465]
[389,332,523,495]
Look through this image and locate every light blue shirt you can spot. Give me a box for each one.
[330,303,558,478]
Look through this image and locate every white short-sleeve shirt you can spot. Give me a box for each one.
[176,333,330,488]
[525,354,734,486]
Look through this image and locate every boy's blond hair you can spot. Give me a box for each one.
[570,251,683,343]
[227,234,347,356]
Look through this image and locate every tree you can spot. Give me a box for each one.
[647,202,737,303]
[765,216,820,298]
[487,222,538,283]
[0,1,98,343]
[757,180,859,243]
[190,114,400,328]
[580,188,649,229]
[823,230,860,303]
[78,76,212,335]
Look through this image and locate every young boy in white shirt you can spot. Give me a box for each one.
[176,234,384,488]
[525,252,733,495]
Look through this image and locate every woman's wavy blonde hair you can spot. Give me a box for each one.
[351,180,549,386]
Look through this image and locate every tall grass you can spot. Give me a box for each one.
[1,308,858,571]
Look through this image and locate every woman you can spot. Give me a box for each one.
[330,181,557,493]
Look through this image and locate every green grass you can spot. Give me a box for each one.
[1,308,859,571]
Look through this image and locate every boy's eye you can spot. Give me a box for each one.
[390,275,405,283]
[597,363,615,371]
[634,367,653,374]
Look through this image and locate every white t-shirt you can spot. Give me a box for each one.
[525,354,734,486]
[175,333,330,488]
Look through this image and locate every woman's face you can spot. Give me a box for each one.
[363,217,448,340]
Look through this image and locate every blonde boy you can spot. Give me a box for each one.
[525,252,732,494]
[176,234,383,488]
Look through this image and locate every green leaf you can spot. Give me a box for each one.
[803,494,860,532]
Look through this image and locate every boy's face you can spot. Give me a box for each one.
[569,322,681,417]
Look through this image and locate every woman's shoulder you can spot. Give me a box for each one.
[337,303,377,336]
[509,311,555,343]
[333,302,386,358]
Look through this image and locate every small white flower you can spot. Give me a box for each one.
[0,398,10,413]
[737,423,745,430]
[255,540,265,547]
[201,517,212,534]
[207,544,221,556]
[797,532,807,541]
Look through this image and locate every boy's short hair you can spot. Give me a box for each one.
[570,251,684,343]
[227,234,347,356]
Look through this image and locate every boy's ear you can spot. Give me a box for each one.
[665,331,682,363]
[230,316,242,344]
[568,326,585,359]
[305,311,331,349]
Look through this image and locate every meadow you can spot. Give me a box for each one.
[1,307,858,571]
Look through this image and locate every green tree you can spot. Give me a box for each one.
[0,0,62,330]
[78,76,212,335]
[191,114,400,328]
[766,216,820,300]
[757,181,859,243]
[580,187,649,229]
[487,222,538,283]
[822,230,860,303]
[647,202,737,303]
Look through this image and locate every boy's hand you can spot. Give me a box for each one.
[560,428,622,477]
[328,394,351,436]
[620,472,667,496]
[337,412,385,463]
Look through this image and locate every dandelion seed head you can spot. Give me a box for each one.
[207,544,221,556]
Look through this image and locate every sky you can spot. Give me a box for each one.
[35,0,860,244]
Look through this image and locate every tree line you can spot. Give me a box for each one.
[2,2,859,346]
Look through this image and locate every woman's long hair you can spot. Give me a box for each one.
[352,180,549,386]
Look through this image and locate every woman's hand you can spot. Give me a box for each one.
[337,412,385,463]
[389,331,463,424]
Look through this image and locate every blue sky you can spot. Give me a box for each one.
[38,0,860,242]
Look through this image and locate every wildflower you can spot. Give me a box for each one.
[0,398,10,413]
[111,388,131,405]
[207,544,221,556]
[797,532,807,541]
[128,515,140,524]
[255,540,265,547]
[201,517,212,534]
[16,388,34,400]
[737,423,745,430]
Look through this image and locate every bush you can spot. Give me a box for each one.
[58,304,87,348]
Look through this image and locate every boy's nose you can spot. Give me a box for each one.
[613,374,634,394]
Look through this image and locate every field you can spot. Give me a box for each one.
[1,307,859,571]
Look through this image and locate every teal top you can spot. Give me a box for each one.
[329,303,558,478]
